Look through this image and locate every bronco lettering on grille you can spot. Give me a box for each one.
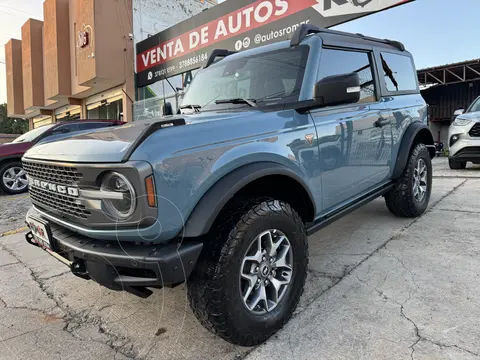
[29,178,79,197]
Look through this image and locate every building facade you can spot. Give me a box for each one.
[5,0,134,128]
[4,0,215,129]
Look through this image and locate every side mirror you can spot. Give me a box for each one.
[163,102,174,116]
[314,72,361,107]
[453,108,465,116]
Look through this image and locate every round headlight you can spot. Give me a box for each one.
[100,172,136,221]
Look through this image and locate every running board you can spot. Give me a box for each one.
[306,182,395,236]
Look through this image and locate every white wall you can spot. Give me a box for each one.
[132,0,215,118]
[133,0,215,50]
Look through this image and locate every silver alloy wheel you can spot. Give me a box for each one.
[239,229,293,314]
[413,158,428,202]
[2,166,28,192]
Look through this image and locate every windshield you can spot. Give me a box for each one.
[181,46,309,109]
[12,124,55,143]
[467,97,480,113]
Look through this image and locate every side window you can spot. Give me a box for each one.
[78,122,111,131]
[49,124,71,136]
[318,48,376,104]
[380,52,418,92]
[63,124,80,132]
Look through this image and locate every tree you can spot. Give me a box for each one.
[0,103,29,134]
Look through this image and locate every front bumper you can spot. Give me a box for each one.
[25,207,203,298]
[448,123,480,161]
[448,137,480,161]
[449,145,480,162]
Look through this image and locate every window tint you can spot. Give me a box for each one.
[79,122,113,131]
[318,49,376,104]
[467,97,480,113]
[12,124,55,143]
[50,124,79,135]
[380,52,417,92]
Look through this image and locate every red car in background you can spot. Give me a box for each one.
[0,120,125,194]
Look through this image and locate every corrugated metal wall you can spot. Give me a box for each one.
[422,80,480,122]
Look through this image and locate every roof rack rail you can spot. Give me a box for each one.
[290,24,322,47]
[290,24,405,52]
[205,49,237,68]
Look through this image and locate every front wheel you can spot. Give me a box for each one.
[187,199,308,346]
[385,143,432,218]
[0,161,29,195]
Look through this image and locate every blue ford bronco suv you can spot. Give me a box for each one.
[23,25,435,346]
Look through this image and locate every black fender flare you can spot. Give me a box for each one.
[392,122,435,179]
[182,162,316,238]
[0,155,23,167]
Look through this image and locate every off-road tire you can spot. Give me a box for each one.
[448,158,467,170]
[385,143,432,217]
[0,161,28,195]
[187,198,308,346]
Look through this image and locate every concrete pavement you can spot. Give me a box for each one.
[0,193,31,235]
[0,157,479,359]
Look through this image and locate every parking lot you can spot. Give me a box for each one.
[0,157,479,360]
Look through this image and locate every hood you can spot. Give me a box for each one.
[22,111,250,163]
[456,111,480,122]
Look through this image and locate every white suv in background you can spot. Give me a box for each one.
[448,96,480,169]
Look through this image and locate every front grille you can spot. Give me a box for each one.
[454,147,480,158]
[23,160,90,219]
[22,161,83,185]
[469,123,480,137]
[29,186,91,219]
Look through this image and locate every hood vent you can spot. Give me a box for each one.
[121,118,186,162]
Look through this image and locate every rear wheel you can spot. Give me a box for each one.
[448,158,467,169]
[385,143,432,218]
[0,161,28,194]
[188,198,308,346]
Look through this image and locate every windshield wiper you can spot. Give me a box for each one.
[215,98,257,107]
[179,104,202,112]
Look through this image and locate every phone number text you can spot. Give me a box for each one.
[179,53,208,69]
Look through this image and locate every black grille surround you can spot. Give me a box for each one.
[469,123,480,137]
[22,161,83,185]
[22,158,157,230]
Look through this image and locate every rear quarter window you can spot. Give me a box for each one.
[380,52,418,92]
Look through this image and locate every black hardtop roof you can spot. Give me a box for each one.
[204,24,412,70]
[292,24,409,54]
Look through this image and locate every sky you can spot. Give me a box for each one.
[0,0,43,104]
[0,0,479,104]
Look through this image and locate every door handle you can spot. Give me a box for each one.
[374,118,391,128]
